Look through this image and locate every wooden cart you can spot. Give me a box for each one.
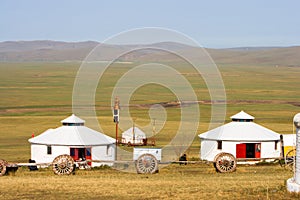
[0,154,78,176]
[0,151,238,176]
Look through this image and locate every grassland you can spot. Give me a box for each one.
[0,164,299,200]
[0,62,300,199]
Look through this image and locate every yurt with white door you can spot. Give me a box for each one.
[28,114,116,167]
[121,126,147,145]
[199,111,281,163]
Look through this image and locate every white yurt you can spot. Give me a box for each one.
[28,114,116,167]
[121,127,146,145]
[199,111,281,162]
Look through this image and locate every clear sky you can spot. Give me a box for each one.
[1,0,299,48]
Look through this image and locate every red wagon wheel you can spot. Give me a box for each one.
[135,153,158,174]
[0,159,7,176]
[214,152,237,173]
[52,155,74,175]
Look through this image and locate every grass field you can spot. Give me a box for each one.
[0,164,299,199]
[0,62,300,199]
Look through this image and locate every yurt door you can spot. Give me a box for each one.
[255,143,261,158]
[70,148,79,160]
[236,143,246,158]
[70,148,91,165]
[85,148,91,166]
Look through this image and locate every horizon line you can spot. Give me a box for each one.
[0,39,299,50]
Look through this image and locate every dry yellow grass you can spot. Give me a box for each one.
[0,164,299,199]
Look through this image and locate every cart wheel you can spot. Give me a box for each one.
[135,154,158,174]
[285,148,296,171]
[0,159,7,176]
[52,155,74,175]
[214,153,236,173]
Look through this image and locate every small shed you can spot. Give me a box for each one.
[199,111,281,162]
[121,127,147,145]
[28,114,116,167]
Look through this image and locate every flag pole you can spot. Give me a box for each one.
[113,97,120,160]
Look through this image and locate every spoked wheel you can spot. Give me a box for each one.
[285,148,296,171]
[135,154,158,174]
[0,159,7,176]
[214,153,237,173]
[52,155,74,175]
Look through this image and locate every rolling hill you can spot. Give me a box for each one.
[0,40,299,66]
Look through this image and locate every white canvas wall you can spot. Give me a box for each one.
[122,136,144,144]
[31,144,116,167]
[200,140,218,161]
[200,140,281,162]
[260,142,280,158]
[91,144,115,167]
[31,144,69,164]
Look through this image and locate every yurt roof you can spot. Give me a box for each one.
[122,127,146,137]
[29,126,115,146]
[230,110,255,120]
[199,122,280,141]
[61,114,85,124]
[28,114,114,146]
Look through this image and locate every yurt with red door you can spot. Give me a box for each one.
[28,114,115,167]
[199,111,281,163]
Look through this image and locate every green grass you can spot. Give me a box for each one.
[0,62,299,199]
[0,62,299,161]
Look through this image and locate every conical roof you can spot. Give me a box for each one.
[122,127,146,138]
[230,110,254,120]
[199,111,280,141]
[61,114,85,124]
[29,126,115,146]
[199,121,280,141]
[28,115,115,146]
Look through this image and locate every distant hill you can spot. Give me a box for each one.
[207,46,300,66]
[0,40,299,66]
[0,40,99,62]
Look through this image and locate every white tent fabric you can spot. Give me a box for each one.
[29,126,115,146]
[230,110,255,120]
[28,114,115,146]
[199,121,280,141]
[282,134,296,146]
[61,114,85,123]
[122,127,146,143]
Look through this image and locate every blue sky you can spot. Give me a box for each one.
[1,0,299,48]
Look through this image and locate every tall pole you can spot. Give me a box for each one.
[113,97,120,160]
[133,120,135,145]
[152,118,156,146]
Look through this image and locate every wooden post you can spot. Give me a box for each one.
[133,120,135,146]
[116,122,118,145]
[113,97,120,160]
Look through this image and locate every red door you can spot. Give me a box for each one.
[236,143,246,158]
[255,143,261,158]
[70,148,92,166]
[70,148,79,160]
[85,148,92,166]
